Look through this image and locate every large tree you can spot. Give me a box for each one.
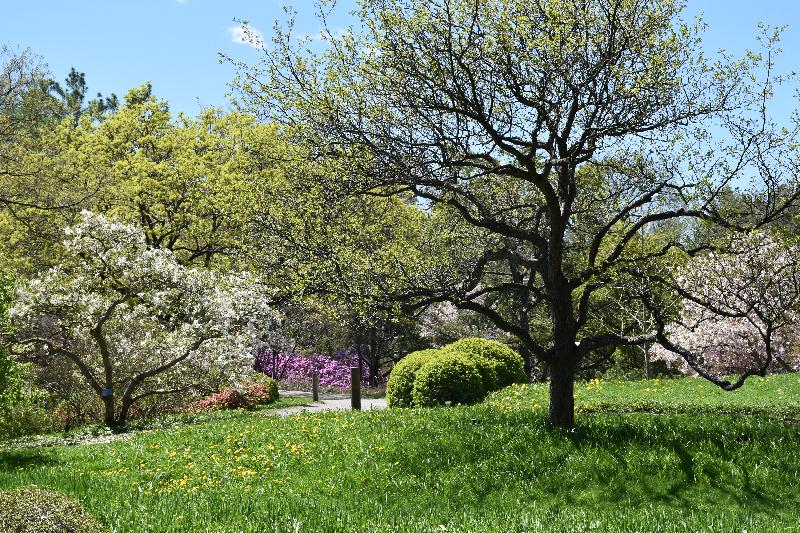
[0,46,50,209]
[232,0,800,427]
[7,212,274,427]
[0,84,264,273]
[1,47,116,212]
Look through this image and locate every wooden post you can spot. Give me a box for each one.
[312,372,319,402]
[350,367,361,411]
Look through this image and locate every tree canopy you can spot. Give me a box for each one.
[231,0,800,426]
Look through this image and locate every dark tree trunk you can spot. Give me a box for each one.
[118,398,133,425]
[548,359,575,428]
[547,257,578,428]
[519,345,533,381]
[369,352,380,387]
[355,343,364,383]
[368,331,379,386]
[102,395,117,427]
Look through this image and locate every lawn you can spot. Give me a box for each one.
[2,375,800,532]
[489,372,800,418]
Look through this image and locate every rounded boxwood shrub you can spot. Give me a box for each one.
[412,352,484,407]
[386,349,440,407]
[445,338,527,389]
[442,348,499,393]
[0,485,104,533]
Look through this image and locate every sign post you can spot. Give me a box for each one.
[350,367,361,410]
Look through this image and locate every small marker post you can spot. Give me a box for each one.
[350,367,361,410]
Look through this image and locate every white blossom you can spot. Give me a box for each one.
[9,211,277,424]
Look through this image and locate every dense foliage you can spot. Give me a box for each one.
[387,340,526,407]
[444,338,527,388]
[189,389,253,413]
[0,271,22,418]
[385,349,439,407]
[245,374,279,405]
[188,374,280,412]
[411,351,485,407]
[0,270,49,439]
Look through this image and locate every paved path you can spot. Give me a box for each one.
[271,390,387,416]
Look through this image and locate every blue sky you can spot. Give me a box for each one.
[1,1,799,117]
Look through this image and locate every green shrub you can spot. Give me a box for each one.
[453,350,499,392]
[412,352,484,407]
[386,349,440,407]
[0,485,104,532]
[0,358,52,440]
[445,338,527,389]
[0,270,60,438]
[245,374,279,405]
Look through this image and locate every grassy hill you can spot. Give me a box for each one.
[2,374,800,532]
[490,372,800,418]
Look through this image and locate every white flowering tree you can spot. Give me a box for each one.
[654,232,800,386]
[7,212,275,427]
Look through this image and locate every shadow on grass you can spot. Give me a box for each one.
[388,408,794,517]
[562,413,789,512]
[0,449,56,473]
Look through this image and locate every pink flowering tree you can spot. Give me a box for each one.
[6,212,276,427]
[653,232,800,386]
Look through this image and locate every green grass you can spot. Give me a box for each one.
[488,372,800,418]
[2,375,800,531]
[1,397,309,450]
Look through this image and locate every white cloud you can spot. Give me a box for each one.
[176,0,188,4]
[229,25,264,49]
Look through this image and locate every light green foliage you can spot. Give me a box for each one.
[0,271,49,439]
[0,60,120,274]
[0,360,49,440]
[385,349,439,407]
[97,88,263,269]
[389,339,524,408]
[444,338,527,389]
[2,375,800,531]
[447,346,499,393]
[411,351,484,407]
[251,167,427,313]
[0,485,104,533]
[247,177,430,376]
[0,84,272,273]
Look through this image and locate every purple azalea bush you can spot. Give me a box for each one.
[254,348,382,387]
